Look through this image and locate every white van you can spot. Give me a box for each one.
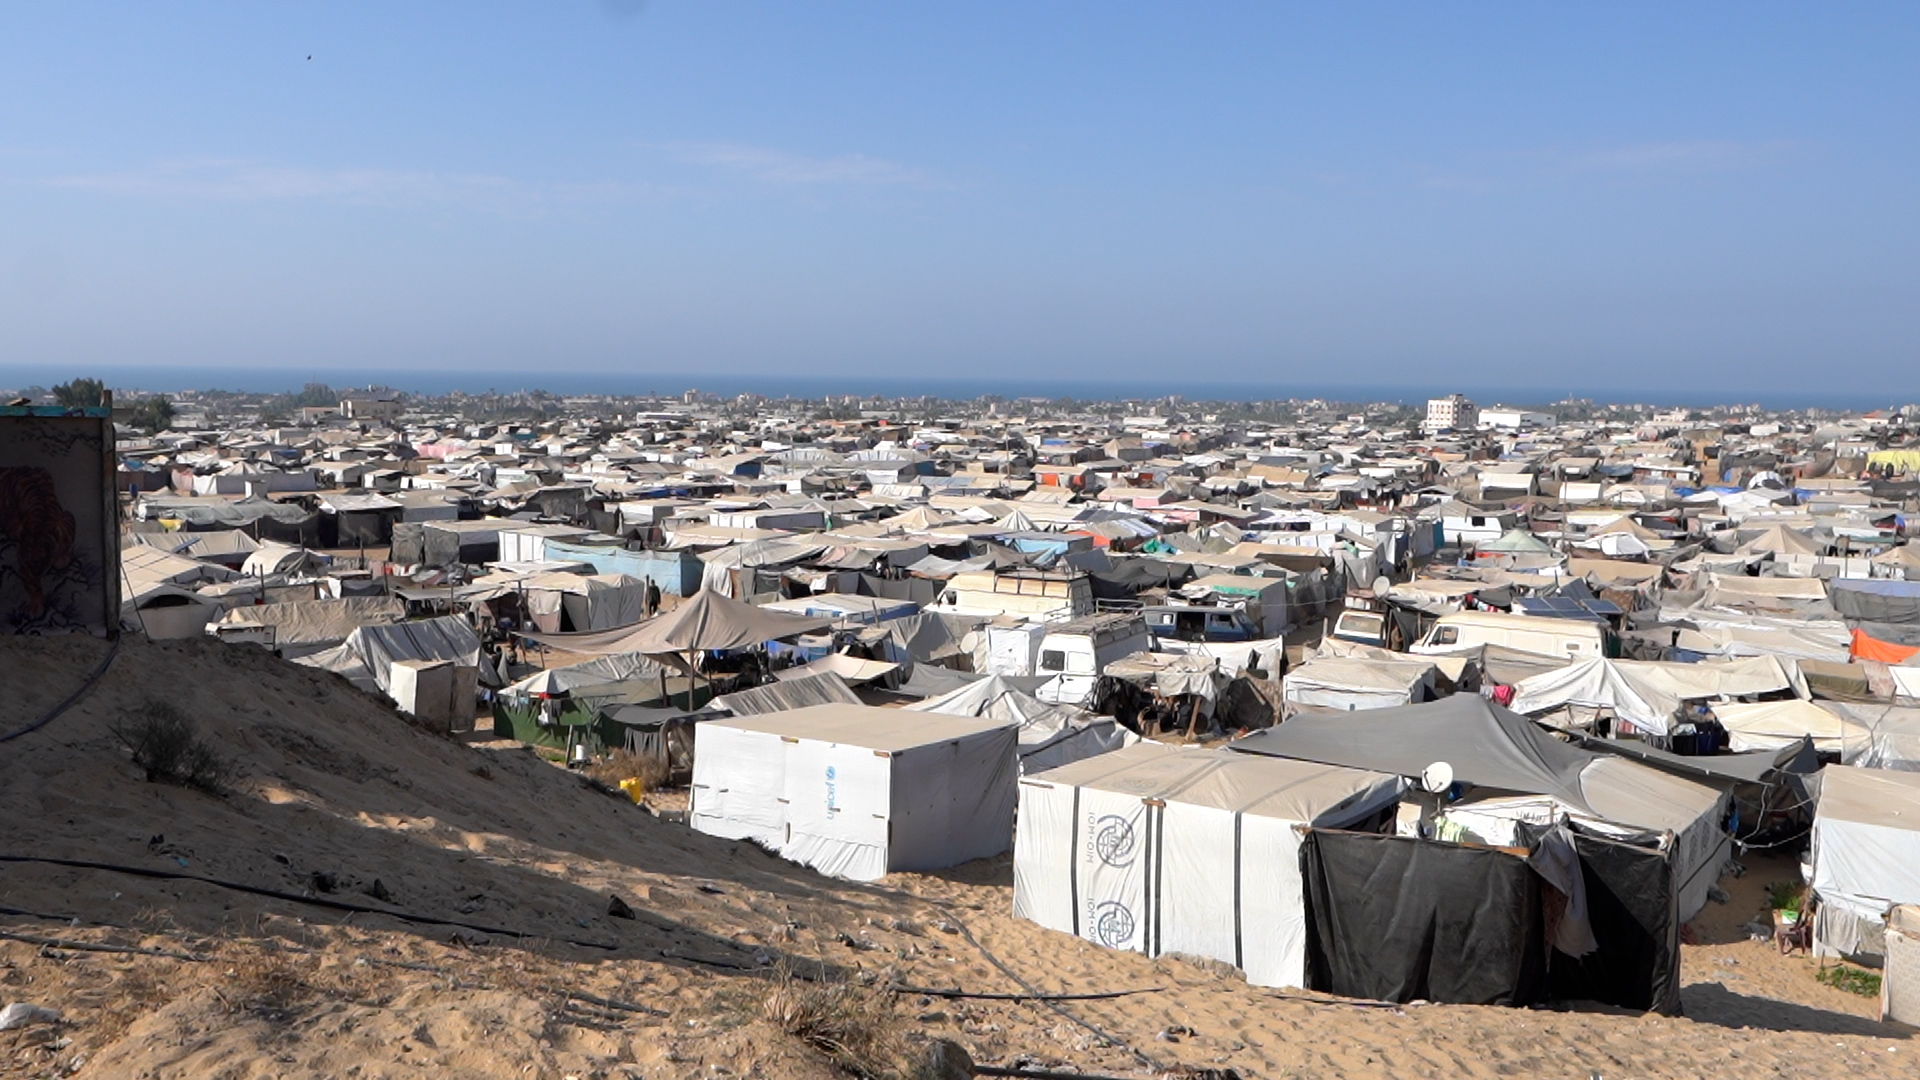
[1410,610,1606,661]
[1033,612,1154,706]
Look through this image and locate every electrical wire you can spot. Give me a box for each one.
[0,635,120,744]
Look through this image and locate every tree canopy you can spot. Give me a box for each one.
[52,377,106,408]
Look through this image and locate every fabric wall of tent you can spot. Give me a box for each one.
[1281,655,1438,712]
[908,675,1136,773]
[1299,826,1682,1013]
[1012,743,1402,990]
[522,573,649,632]
[1231,696,1730,924]
[1811,766,1920,963]
[689,704,1018,882]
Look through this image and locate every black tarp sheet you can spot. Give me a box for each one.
[1300,831,1548,1006]
[1531,826,1682,1015]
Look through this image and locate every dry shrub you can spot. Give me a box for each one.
[758,963,906,1079]
[221,951,312,1018]
[586,747,669,792]
[110,699,236,795]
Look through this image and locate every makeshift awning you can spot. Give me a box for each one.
[774,654,901,686]
[518,589,830,656]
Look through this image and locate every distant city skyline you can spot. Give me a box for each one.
[4,4,1916,392]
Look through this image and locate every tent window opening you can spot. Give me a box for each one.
[1040,649,1067,672]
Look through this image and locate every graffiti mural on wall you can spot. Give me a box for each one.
[0,409,116,635]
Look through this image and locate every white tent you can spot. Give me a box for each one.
[1834,704,1920,771]
[1510,658,1682,734]
[1715,699,1868,755]
[1511,656,1796,736]
[1811,766,1920,961]
[1013,742,1401,989]
[1281,655,1438,712]
[689,704,1018,882]
[908,675,1136,773]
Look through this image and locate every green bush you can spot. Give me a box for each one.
[1817,964,1882,998]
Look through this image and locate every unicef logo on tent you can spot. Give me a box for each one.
[1091,901,1135,948]
[1092,815,1136,867]
[824,765,839,815]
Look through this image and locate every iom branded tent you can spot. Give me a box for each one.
[1012,742,1401,989]
[689,704,1017,882]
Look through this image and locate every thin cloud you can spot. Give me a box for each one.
[1558,139,1798,174]
[664,141,939,187]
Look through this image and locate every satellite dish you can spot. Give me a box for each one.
[1420,761,1454,795]
[1370,575,1392,596]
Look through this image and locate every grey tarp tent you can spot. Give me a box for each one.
[1231,695,1730,922]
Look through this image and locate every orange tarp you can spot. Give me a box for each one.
[1852,628,1920,664]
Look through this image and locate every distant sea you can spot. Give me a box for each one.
[0,363,1899,412]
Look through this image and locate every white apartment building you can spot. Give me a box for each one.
[1424,394,1479,431]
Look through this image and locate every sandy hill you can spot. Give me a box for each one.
[0,634,1909,1080]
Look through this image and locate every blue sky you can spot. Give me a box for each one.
[3,3,1916,394]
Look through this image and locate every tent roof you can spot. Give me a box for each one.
[1284,655,1437,694]
[518,589,829,655]
[774,654,901,686]
[711,672,861,716]
[1025,742,1399,823]
[1479,528,1555,554]
[704,702,1012,753]
[1231,694,1599,810]
[1816,764,1920,829]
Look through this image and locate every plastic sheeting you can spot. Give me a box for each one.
[1103,651,1228,701]
[1512,656,1795,736]
[712,671,862,716]
[336,615,489,693]
[1013,743,1401,989]
[1852,628,1920,664]
[909,675,1136,773]
[774,653,900,686]
[1301,831,1549,1006]
[1834,704,1920,771]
